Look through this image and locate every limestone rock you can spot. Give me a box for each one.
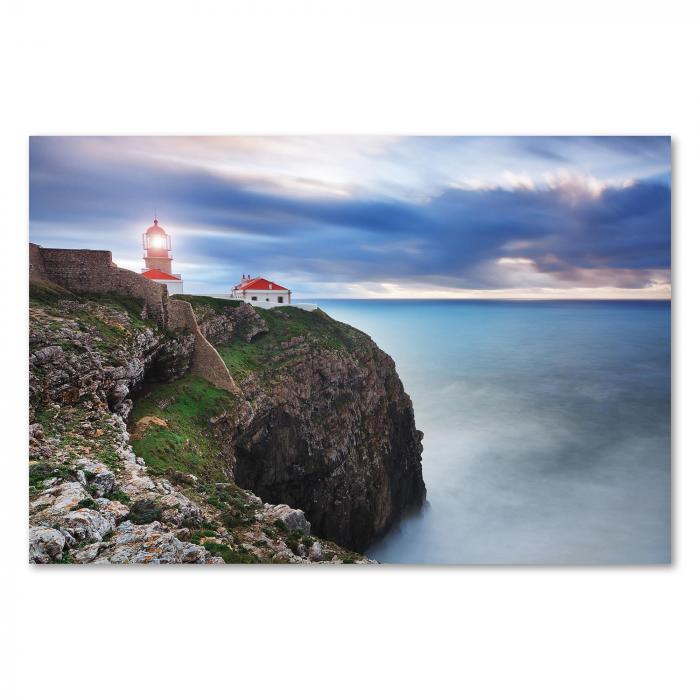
[31,481,89,515]
[308,541,324,562]
[266,504,311,535]
[29,526,65,563]
[59,508,113,543]
[75,458,116,497]
[93,521,207,564]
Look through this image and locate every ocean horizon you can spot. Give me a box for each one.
[308,298,671,565]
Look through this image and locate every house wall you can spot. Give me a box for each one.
[243,289,291,304]
[166,280,184,295]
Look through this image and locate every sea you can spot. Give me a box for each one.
[305,299,671,565]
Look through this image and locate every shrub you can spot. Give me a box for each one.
[203,540,257,564]
[189,529,217,544]
[72,498,97,511]
[109,490,130,504]
[128,499,162,524]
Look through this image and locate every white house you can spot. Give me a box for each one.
[231,275,292,305]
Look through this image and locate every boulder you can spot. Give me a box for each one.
[266,503,311,535]
[59,508,113,542]
[95,521,197,564]
[75,458,116,497]
[30,481,89,515]
[29,526,65,563]
[308,541,324,562]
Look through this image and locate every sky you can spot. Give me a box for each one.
[29,136,671,299]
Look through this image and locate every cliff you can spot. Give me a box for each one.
[28,277,425,563]
[176,296,426,551]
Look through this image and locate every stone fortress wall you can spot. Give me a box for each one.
[30,243,238,394]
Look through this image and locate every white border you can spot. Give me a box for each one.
[2,3,698,699]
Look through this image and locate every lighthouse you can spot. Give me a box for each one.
[140,218,183,295]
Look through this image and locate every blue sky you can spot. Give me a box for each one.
[29,136,671,298]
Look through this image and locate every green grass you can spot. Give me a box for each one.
[109,490,130,504]
[29,462,75,490]
[30,284,155,354]
[189,529,218,544]
[29,281,76,304]
[203,540,258,564]
[217,342,264,380]
[129,376,239,481]
[171,294,242,318]
[217,305,371,381]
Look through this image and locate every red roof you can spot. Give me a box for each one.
[142,269,180,281]
[237,277,289,291]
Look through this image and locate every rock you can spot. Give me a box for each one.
[59,508,113,542]
[30,481,89,515]
[95,498,130,525]
[29,526,65,563]
[266,504,311,535]
[32,345,65,366]
[308,541,324,562]
[182,543,208,564]
[227,310,426,551]
[75,458,115,497]
[94,522,192,564]
[72,541,108,564]
[157,490,201,526]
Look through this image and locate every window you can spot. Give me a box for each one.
[251,296,258,301]
[266,298,270,302]
[278,296,283,303]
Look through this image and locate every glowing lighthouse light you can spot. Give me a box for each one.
[140,217,184,295]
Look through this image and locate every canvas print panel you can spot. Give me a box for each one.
[28,136,671,565]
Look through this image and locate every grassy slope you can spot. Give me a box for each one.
[218,305,371,381]
[129,376,239,481]
[29,282,153,354]
[171,294,242,319]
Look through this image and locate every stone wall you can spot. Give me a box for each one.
[30,243,237,395]
[33,244,169,325]
[29,242,49,283]
[168,300,239,394]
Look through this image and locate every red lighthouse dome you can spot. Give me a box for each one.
[146,219,167,237]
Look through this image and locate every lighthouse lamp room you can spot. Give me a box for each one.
[140,218,183,295]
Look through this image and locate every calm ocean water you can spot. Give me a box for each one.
[307,299,671,565]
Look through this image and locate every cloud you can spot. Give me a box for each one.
[502,171,536,191]
[29,136,671,297]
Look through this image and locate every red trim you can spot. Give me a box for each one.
[237,277,289,291]
[142,269,180,281]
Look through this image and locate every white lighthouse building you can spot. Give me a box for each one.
[140,218,184,295]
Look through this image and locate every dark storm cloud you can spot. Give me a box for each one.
[29,136,671,291]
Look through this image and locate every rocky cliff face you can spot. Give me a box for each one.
[181,297,425,551]
[28,285,425,563]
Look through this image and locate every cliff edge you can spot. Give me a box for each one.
[28,259,425,563]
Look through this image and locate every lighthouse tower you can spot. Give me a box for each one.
[140,218,183,295]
